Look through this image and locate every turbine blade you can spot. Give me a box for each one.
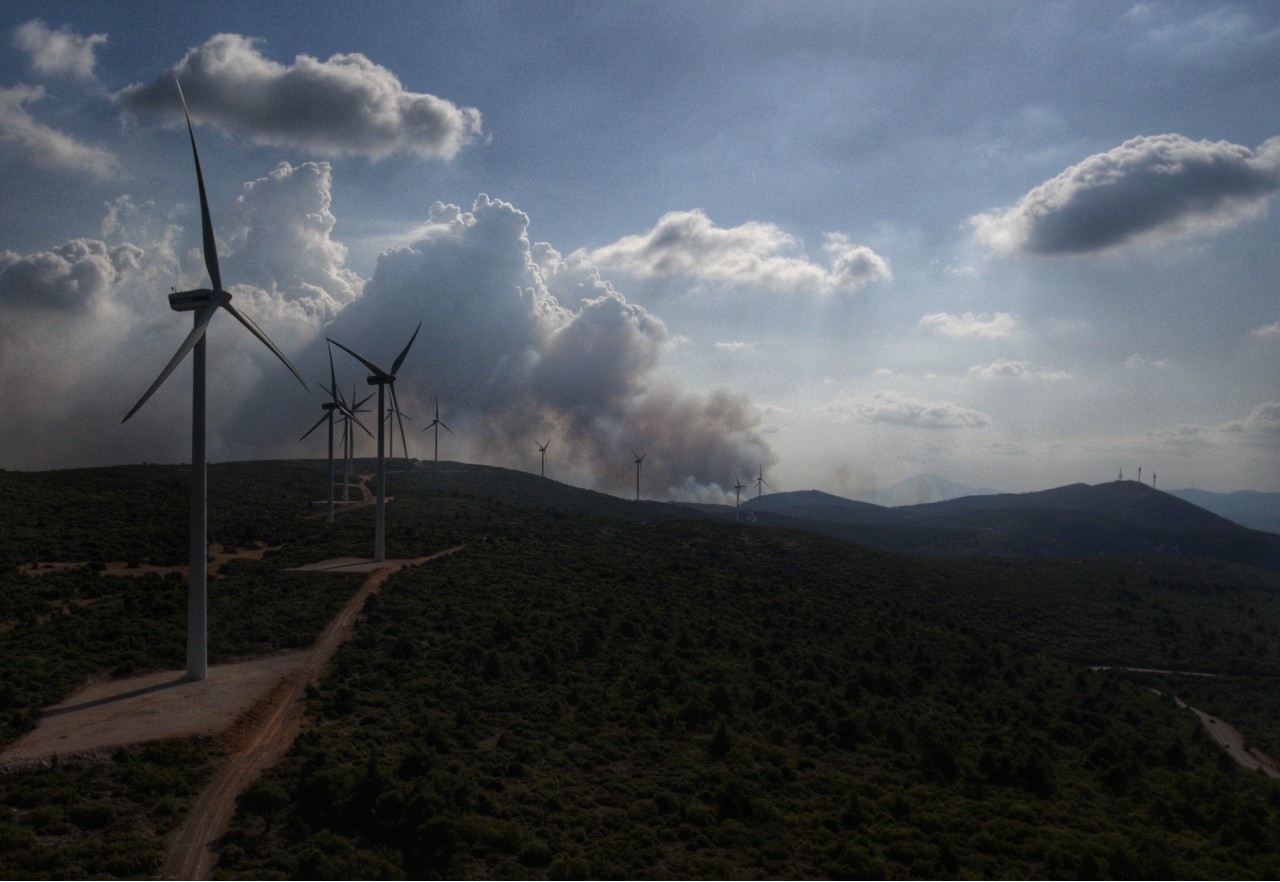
[389,383,409,459]
[390,321,422,376]
[121,305,217,422]
[175,78,222,295]
[223,301,308,391]
[328,337,386,379]
[327,340,338,400]
[354,391,375,410]
[299,411,328,441]
[350,412,374,438]
[440,421,454,435]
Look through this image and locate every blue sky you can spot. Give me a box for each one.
[0,1,1276,498]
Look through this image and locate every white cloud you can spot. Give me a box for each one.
[968,358,1072,381]
[972,134,1280,255]
[582,209,890,294]
[1124,353,1169,369]
[1147,402,1280,451]
[221,161,363,317]
[0,85,117,176]
[825,391,990,429]
[715,341,751,351]
[1249,321,1280,339]
[13,19,107,80]
[114,33,482,161]
[919,311,1016,339]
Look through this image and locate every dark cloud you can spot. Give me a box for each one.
[973,134,1280,254]
[114,34,482,160]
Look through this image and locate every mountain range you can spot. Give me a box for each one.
[690,479,1280,572]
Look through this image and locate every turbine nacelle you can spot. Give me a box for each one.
[168,288,218,311]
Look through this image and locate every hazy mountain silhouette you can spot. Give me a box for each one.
[1170,488,1280,535]
[716,480,1280,571]
[856,473,1000,507]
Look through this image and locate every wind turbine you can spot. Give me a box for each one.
[420,397,453,462]
[632,450,646,501]
[121,79,308,681]
[336,382,373,502]
[299,343,357,523]
[536,437,551,477]
[328,323,421,562]
[383,403,413,466]
[733,470,746,516]
[755,466,770,506]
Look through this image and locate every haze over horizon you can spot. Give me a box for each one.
[0,2,1276,499]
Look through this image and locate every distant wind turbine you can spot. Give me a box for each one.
[632,450,646,501]
[298,343,356,523]
[733,470,746,517]
[537,437,551,477]
[383,404,413,466]
[337,382,373,502]
[328,323,421,562]
[420,397,453,462]
[755,466,770,505]
[121,79,308,681]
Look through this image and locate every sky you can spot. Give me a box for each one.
[0,0,1276,500]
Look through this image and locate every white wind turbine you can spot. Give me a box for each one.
[121,79,308,681]
[328,324,421,562]
[299,343,359,523]
[420,397,453,462]
[336,383,373,502]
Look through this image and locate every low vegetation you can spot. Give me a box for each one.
[0,460,1277,878]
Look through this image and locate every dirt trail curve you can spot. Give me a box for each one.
[161,545,463,879]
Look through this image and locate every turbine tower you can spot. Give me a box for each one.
[299,343,355,523]
[733,470,746,516]
[755,466,770,505]
[537,437,551,477]
[121,80,308,681]
[328,323,421,562]
[632,450,646,501]
[420,397,453,462]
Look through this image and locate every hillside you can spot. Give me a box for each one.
[1,461,1279,878]
[736,480,1280,571]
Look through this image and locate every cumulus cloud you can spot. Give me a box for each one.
[229,194,774,497]
[0,239,141,312]
[220,161,363,317]
[0,85,116,176]
[1249,321,1280,339]
[920,311,1015,339]
[825,391,990,429]
[114,33,482,161]
[1148,402,1280,451]
[13,19,107,80]
[0,159,373,468]
[582,209,890,294]
[968,358,1071,381]
[972,134,1280,254]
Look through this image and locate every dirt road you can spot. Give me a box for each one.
[162,545,463,879]
[0,544,463,878]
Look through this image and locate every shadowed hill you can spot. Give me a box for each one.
[726,481,1280,571]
